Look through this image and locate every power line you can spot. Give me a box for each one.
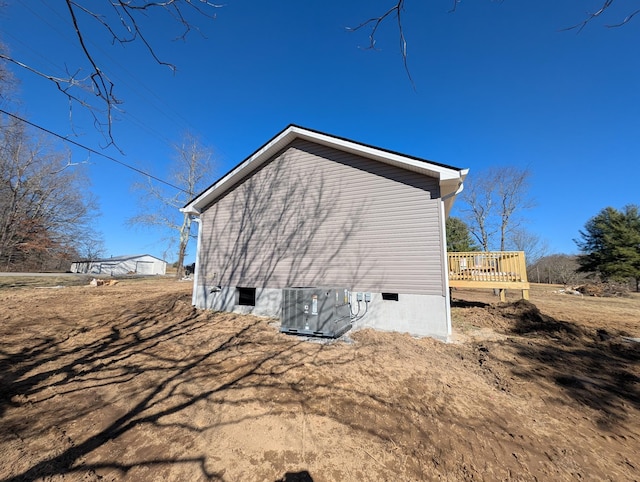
[0,108,188,194]
[8,1,232,169]
[25,0,222,156]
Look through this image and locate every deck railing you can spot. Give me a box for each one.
[448,251,530,300]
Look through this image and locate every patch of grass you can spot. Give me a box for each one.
[0,274,182,291]
[0,275,93,290]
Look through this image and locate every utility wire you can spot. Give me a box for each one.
[0,108,188,194]
[26,0,223,156]
[10,0,232,167]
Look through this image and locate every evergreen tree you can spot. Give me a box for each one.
[446,217,479,252]
[575,205,640,291]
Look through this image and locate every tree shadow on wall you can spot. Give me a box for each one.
[197,146,374,310]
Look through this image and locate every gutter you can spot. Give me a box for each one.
[441,180,465,202]
[181,206,201,216]
[441,167,468,202]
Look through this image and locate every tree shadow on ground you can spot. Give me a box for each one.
[0,291,327,481]
[493,300,640,429]
[1,288,436,481]
[275,470,314,482]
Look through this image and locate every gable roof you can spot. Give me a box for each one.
[183,124,468,215]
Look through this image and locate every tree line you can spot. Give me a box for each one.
[3,86,637,285]
[447,202,640,292]
[0,116,101,271]
[0,110,212,275]
[0,47,102,271]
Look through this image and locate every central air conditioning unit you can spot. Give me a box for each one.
[281,287,351,338]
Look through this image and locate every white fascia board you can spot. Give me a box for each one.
[293,127,464,181]
[185,127,299,212]
[184,125,468,212]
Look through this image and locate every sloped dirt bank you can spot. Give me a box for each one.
[1,280,638,481]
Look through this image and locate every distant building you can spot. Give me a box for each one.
[70,254,167,276]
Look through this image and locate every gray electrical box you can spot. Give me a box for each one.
[281,287,351,338]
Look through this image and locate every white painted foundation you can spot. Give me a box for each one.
[194,285,451,340]
[350,292,450,340]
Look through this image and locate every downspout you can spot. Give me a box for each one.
[441,179,465,203]
[181,206,202,307]
[191,216,203,307]
[440,178,465,341]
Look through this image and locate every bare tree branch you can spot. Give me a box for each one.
[2,1,223,147]
[0,116,101,270]
[349,0,638,91]
[65,1,119,143]
[606,8,640,27]
[4,0,638,143]
[0,54,111,140]
[563,0,639,32]
[347,1,415,90]
[48,157,90,176]
[448,0,462,14]
[563,0,615,33]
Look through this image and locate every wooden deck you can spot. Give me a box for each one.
[448,251,530,301]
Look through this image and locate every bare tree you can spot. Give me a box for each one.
[75,231,106,262]
[528,254,585,285]
[459,166,533,252]
[508,226,549,266]
[128,132,214,279]
[494,166,534,250]
[458,169,498,251]
[0,115,100,271]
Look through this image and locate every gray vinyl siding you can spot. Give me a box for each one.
[198,139,445,296]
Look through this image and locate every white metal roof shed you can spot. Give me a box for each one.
[70,254,167,276]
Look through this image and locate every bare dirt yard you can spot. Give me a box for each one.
[1,277,638,481]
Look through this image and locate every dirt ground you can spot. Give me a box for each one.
[1,277,638,482]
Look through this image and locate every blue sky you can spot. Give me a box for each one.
[1,1,639,264]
